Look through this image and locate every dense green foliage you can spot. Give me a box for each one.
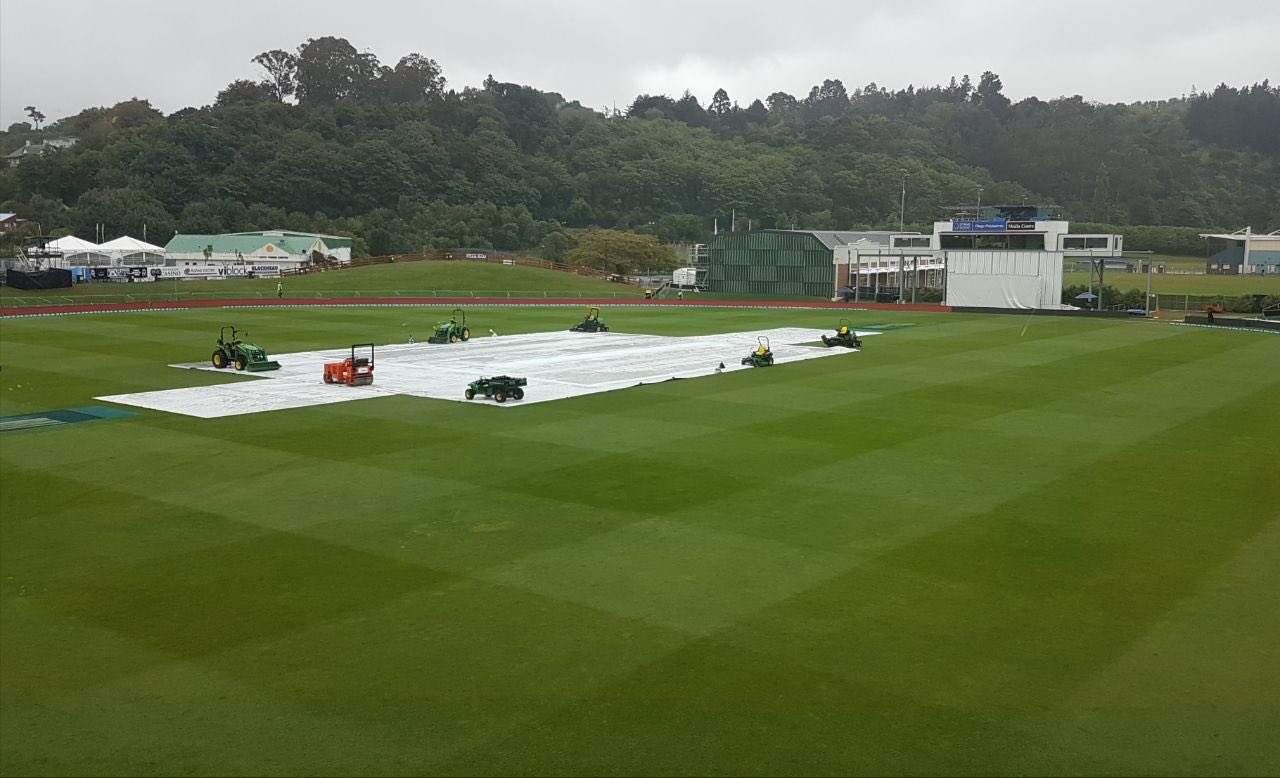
[2,307,1278,775]
[2,38,1276,257]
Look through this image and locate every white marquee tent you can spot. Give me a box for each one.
[42,235,110,266]
[98,236,166,264]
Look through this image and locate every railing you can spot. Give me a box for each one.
[0,289,642,307]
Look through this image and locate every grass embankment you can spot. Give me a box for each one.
[2,307,1278,775]
[0,260,641,305]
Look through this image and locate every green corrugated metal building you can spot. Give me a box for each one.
[707,230,894,296]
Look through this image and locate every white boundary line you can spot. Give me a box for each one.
[1168,322,1280,335]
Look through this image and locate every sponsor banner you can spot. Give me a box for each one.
[181,266,225,278]
[99,267,153,282]
[151,265,284,280]
[1006,221,1038,231]
[951,219,1007,232]
[465,252,487,259]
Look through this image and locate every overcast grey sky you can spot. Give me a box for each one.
[1,0,1275,127]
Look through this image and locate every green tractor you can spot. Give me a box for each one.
[465,375,527,403]
[428,308,471,344]
[741,336,774,367]
[211,325,280,372]
[821,318,862,349]
[569,306,609,332]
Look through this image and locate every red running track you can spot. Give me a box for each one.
[1,297,950,318]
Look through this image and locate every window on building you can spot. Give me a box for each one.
[1008,234,1046,250]
[941,234,976,250]
[893,236,931,248]
[1085,237,1110,249]
[1062,237,1087,250]
[974,235,1009,250]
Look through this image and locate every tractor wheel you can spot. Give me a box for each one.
[460,327,470,341]
[450,333,459,343]
[494,390,506,403]
[465,388,475,400]
[324,373,333,384]
[234,356,247,371]
[512,387,524,400]
[212,351,227,368]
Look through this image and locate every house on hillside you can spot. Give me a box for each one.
[5,137,78,167]
[0,213,33,232]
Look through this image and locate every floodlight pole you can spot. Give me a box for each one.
[1152,257,1162,314]
[1097,258,1105,311]
[899,170,908,233]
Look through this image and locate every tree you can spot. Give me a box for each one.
[379,53,445,103]
[766,92,799,121]
[24,106,45,130]
[566,229,678,274]
[540,230,573,262]
[709,88,733,117]
[252,49,298,102]
[215,79,274,106]
[366,227,394,256]
[627,94,677,119]
[973,71,1011,116]
[743,99,768,126]
[671,91,707,127]
[294,37,380,105]
[804,79,850,119]
[71,188,175,241]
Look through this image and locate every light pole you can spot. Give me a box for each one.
[898,170,908,233]
[976,186,984,216]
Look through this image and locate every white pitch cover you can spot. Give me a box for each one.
[98,328,877,418]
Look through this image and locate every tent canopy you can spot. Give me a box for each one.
[46,235,101,251]
[99,236,165,253]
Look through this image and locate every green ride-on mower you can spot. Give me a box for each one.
[821,318,862,348]
[211,326,281,371]
[428,308,471,344]
[465,375,527,403]
[741,336,774,367]
[569,306,609,332]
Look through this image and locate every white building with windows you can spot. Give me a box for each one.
[832,206,1124,309]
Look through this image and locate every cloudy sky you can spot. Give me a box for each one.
[1,0,1274,127]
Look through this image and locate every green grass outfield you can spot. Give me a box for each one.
[2,306,1278,776]
[1062,271,1280,296]
[0,261,641,305]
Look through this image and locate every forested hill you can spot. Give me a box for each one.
[2,36,1277,258]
